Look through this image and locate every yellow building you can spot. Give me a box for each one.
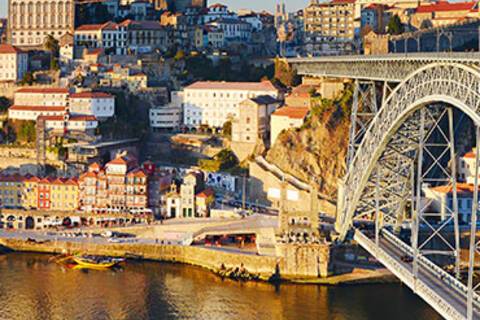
[23,176,40,209]
[0,174,23,208]
[49,178,79,211]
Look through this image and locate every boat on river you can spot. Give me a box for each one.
[72,255,124,269]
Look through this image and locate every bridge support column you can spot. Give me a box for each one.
[467,125,480,320]
[448,107,461,280]
[412,108,425,287]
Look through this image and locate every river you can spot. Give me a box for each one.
[0,253,442,320]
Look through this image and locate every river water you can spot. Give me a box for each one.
[0,253,442,320]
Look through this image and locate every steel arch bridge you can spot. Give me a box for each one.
[289,54,480,320]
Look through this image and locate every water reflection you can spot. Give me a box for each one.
[0,253,441,320]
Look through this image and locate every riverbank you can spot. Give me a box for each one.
[0,237,395,285]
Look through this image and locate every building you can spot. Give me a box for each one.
[165,171,214,218]
[411,1,476,29]
[202,3,235,23]
[458,149,480,184]
[194,25,225,49]
[121,20,170,54]
[361,4,391,33]
[74,22,127,57]
[207,18,253,42]
[423,183,475,224]
[78,155,148,212]
[100,64,149,91]
[270,106,310,145]
[182,81,280,129]
[0,174,79,212]
[0,44,28,82]
[363,31,389,55]
[69,92,115,119]
[275,1,288,29]
[231,95,281,160]
[304,0,357,56]
[8,0,75,47]
[38,114,99,133]
[8,88,69,121]
[149,105,182,130]
[9,88,115,122]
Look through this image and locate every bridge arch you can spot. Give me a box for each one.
[337,63,480,238]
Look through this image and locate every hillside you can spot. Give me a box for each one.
[266,90,352,199]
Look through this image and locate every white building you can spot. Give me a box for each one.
[9,88,115,122]
[0,44,28,82]
[182,81,279,128]
[150,91,183,130]
[270,106,309,145]
[13,87,69,107]
[207,18,252,42]
[423,183,475,224]
[74,21,127,56]
[202,3,237,23]
[458,149,480,184]
[8,0,75,47]
[40,114,98,132]
[8,105,66,121]
[69,92,115,119]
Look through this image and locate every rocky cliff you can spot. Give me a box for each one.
[266,91,352,200]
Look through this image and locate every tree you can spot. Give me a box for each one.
[21,71,34,85]
[387,15,404,35]
[222,120,232,138]
[0,97,11,113]
[274,58,301,87]
[44,35,60,70]
[17,121,36,143]
[198,149,239,172]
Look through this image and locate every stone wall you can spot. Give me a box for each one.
[276,243,331,278]
[0,238,334,280]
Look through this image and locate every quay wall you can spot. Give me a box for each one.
[0,238,332,280]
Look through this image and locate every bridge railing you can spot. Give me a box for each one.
[356,230,467,320]
[382,229,480,306]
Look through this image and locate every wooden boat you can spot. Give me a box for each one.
[72,255,122,269]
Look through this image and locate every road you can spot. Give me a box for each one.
[377,233,480,319]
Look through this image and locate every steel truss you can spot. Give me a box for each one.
[334,62,480,319]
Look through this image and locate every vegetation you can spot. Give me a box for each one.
[180,54,274,82]
[44,35,60,71]
[387,15,404,35]
[17,121,36,143]
[0,97,11,113]
[222,120,232,139]
[20,71,34,85]
[273,58,301,88]
[98,91,148,139]
[198,149,239,172]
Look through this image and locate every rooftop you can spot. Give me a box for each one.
[272,106,309,119]
[416,1,475,13]
[185,80,277,92]
[0,44,24,54]
[70,92,113,99]
[16,88,69,94]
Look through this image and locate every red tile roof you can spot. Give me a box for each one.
[16,88,69,94]
[431,183,480,195]
[70,92,113,99]
[76,21,118,31]
[416,1,475,13]
[0,44,24,54]
[9,105,66,112]
[107,157,128,166]
[272,106,309,119]
[39,115,97,122]
[185,80,277,92]
[196,188,214,198]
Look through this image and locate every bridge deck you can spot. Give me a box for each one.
[288,53,480,82]
[355,230,480,320]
